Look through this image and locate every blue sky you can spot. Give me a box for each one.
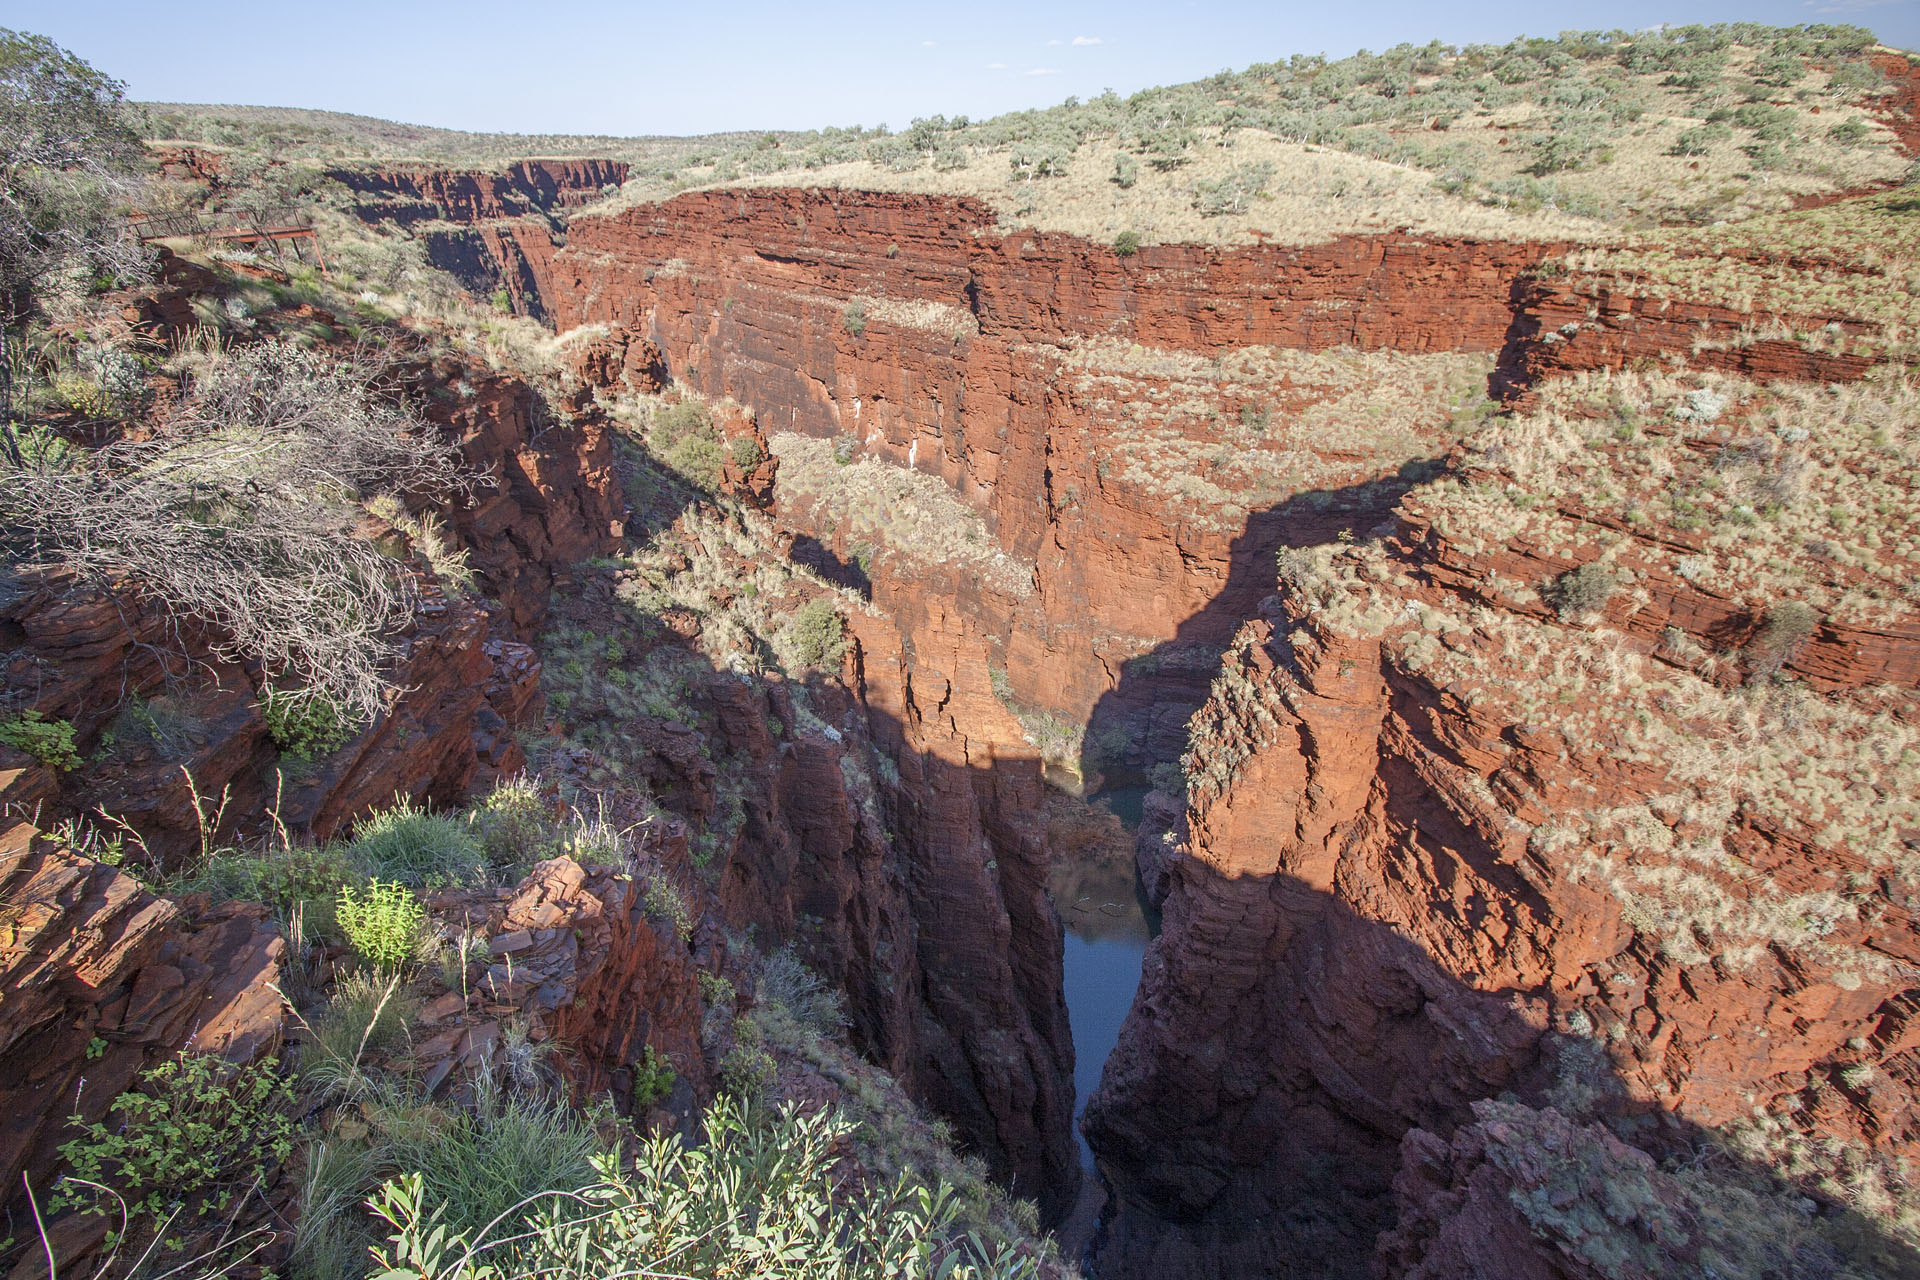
[11,0,1918,137]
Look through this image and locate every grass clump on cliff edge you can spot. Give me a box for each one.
[345,797,488,889]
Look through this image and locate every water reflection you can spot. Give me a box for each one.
[1047,787,1154,1169]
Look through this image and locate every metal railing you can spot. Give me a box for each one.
[124,207,326,274]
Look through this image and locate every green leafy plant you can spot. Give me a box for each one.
[261,687,353,762]
[1113,230,1141,256]
[0,709,80,769]
[630,1045,676,1109]
[843,300,868,337]
[55,1054,294,1222]
[642,875,693,937]
[366,1095,1041,1280]
[336,878,425,971]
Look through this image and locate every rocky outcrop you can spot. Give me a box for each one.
[0,825,284,1209]
[846,606,1081,1219]
[1499,275,1880,393]
[409,855,712,1108]
[423,364,624,632]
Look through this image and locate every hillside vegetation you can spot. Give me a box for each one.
[147,27,1914,249]
[4,28,1058,1280]
[596,24,1912,244]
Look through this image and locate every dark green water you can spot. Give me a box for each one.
[1052,787,1154,1169]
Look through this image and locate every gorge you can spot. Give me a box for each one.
[4,24,1920,1280]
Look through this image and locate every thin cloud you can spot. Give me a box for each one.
[985,61,1008,69]
[921,40,936,47]
[1072,36,1103,45]
[1026,67,1064,76]
[1047,39,1064,46]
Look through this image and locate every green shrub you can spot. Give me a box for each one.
[720,1019,778,1102]
[349,796,487,888]
[1542,563,1616,622]
[172,841,360,913]
[1192,161,1275,216]
[469,774,558,875]
[1748,600,1819,675]
[649,398,727,490]
[1670,122,1731,156]
[0,709,79,769]
[1113,230,1141,257]
[757,947,847,1036]
[55,1054,294,1222]
[336,878,426,971]
[1828,117,1870,148]
[1110,154,1139,189]
[0,30,149,318]
[1731,103,1797,142]
[784,598,846,670]
[730,435,764,469]
[367,1095,1041,1280]
[631,1045,676,1109]
[261,687,353,762]
[843,300,868,337]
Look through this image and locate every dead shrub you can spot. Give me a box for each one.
[0,339,481,719]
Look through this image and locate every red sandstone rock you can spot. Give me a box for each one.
[0,826,284,1211]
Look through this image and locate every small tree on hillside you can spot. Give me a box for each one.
[0,28,148,323]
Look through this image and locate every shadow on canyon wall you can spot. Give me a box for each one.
[788,533,873,599]
[1047,475,1920,1278]
[1081,852,1920,1280]
[1078,460,1440,790]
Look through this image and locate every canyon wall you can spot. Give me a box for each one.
[327,159,630,225]
[533,189,1552,761]
[501,192,1563,1219]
